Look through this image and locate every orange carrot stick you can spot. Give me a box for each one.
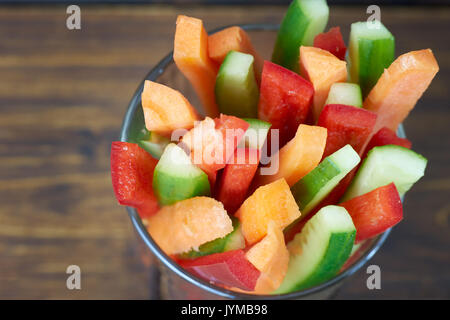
[208,26,263,83]
[364,49,439,132]
[141,80,199,135]
[299,46,347,122]
[174,15,219,118]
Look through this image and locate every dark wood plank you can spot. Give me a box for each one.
[0,5,448,299]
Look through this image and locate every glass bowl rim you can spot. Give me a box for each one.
[119,23,394,300]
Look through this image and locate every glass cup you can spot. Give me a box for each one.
[120,24,401,300]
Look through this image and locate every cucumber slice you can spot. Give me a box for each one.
[238,118,271,150]
[342,145,427,202]
[179,218,245,259]
[215,51,259,118]
[275,205,356,293]
[291,144,360,218]
[153,143,210,205]
[325,83,363,108]
[272,0,329,72]
[136,129,170,159]
[138,140,165,159]
[348,21,395,97]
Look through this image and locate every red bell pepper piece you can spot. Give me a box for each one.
[216,148,260,214]
[110,141,159,219]
[313,27,347,61]
[340,183,403,243]
[258,61,314,147]
[178,249,260,291]
[363,127,412,159]
[214,114,250,164]
[318,104,377,158]
[311,106,381,214]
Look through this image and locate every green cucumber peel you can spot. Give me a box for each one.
[291,144,360,217]
[153,143,210,205]
[272,0,329,72]
[138,140,165,159]
[348,21,395,97]
[135,128,170,159]
[215,51,259,118]
[238,118,271,150]
[342,144,427,202]
[325,83,363,108]
[275,205,356,294]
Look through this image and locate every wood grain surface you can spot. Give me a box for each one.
[0,4,448,299]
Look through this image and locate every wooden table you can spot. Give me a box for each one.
[0,4,448,299]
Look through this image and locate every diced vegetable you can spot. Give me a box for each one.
[306,168,357,224]
[290,144,360,218]
[137,130,170,159]
[325,83,363,108]
[272,0,329,72]
[147,197,233,255]
[246,222,289,294]
[216,148,260,214]
[312,103,378,207]
[275,205,356,293]
[215,51,259,118]
[283,213,311,244]
[208,26,263,83]
[141,80,199,135]
[179,218,245,259]
[342,145,427,201]
[236,178,301,245]
[214,114,250,154]
[182,115,249,177]
[256,124,327,187]
[214,114,250,164]
[258,61,314,146]
[363,127,412,159]
[238,118,271,150]
[348,21,395,97]
[138,140,165,160]
[317,104,377,158]
[364,49,439,132]
[174,15,219,117]
[182,117,223,176]
[340,183,403,243]
[153,144,210,206]
[111,141,159,219]
[313,26,347,60]
[178,249,261,291]
[300,46,348,121]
